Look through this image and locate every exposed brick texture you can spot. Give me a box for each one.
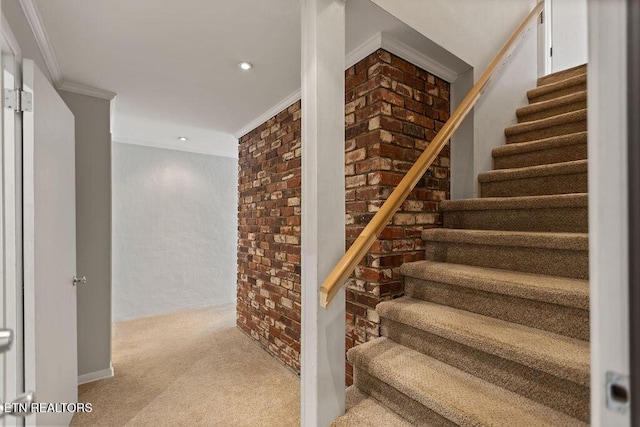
[237,50,450,379]
[344,50,450,384]
[237,101,302,372]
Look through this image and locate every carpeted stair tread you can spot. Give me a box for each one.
[499,130,587,150]
[337,64,592,426]
[331,387,414,427]
[527,73,586,103]
[537,64,587,87]
[479,159,587,183]
[517,90,586,122]
[505,109,586,143]
[422,228,589,279]
[401,276,589,341]
[441,193,588,232]
[348,338,587,427]
[422,228,588,251]
[506,109,586,138]
[493,131,587,167]
[400,260,588,309]
[441,193,587,212]
[478,159,587,198]
[377,297,589,386]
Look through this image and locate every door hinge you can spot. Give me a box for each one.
[4,89,33,112]
[550,46,553,57]
[0,328,13,352]
[540,10,544,24]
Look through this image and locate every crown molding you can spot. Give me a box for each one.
[234,31,460,138]
[345,32,382,69]
[381,33,459,83]
[19,0,63,85]
[19,0,118,101]
[113,137,238,159]
[110,96,117,134]
[58,80,117,100]
[233,88,302,139]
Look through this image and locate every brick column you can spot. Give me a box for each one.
[344,49,451,384]
[237,50,451,384]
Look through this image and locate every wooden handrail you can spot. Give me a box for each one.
[320,2,544,308]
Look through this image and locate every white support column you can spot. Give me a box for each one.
[300,0,346,426]
[588,0,631,425]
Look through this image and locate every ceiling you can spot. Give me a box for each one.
[33,0,467,157]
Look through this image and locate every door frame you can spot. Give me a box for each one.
[628,0,640,423]
[588,0,632,425]
[537,0,552,77]
[1,14,24,427]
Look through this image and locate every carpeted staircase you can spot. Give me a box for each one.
[334,63,589,426]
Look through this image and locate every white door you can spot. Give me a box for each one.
[23,60,77,426]
[550,0,588,72]
[538,0,552,77]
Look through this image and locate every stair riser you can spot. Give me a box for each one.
[537,67,586,86]
[529,82,587,103]
[494,143,587,169]
[424,242,589,279]
[480,172,588,197]
[381,319,590,422]
[517,100,587,123]
[404,277,589,340]
[443,207,588,233]
[506,120,587,144]
[353,368,456,426]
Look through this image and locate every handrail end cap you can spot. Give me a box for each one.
[320,289,329,309]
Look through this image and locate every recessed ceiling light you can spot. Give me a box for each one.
[238,62,253,71]
[178,137,188,141]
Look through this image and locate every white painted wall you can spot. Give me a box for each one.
[112,142,237,322]
[371,0,539,198]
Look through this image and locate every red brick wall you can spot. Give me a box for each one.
[237,50,450,378]
[343,50,450,384]
[237,101,302,372]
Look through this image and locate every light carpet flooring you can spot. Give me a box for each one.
[72,305,300,426]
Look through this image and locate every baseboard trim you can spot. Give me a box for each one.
[78,363,114,385]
